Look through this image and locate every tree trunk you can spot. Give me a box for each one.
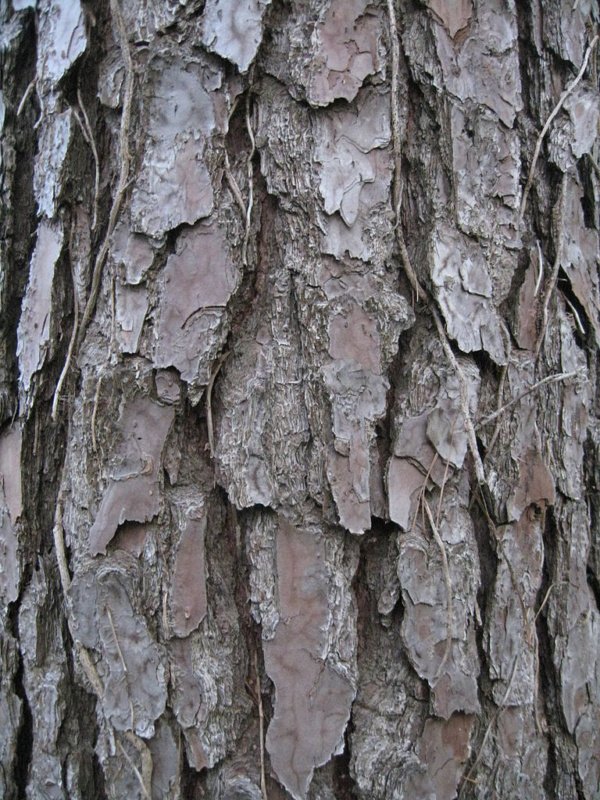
[1,1,599,798]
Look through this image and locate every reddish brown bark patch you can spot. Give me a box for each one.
[170,510,208,638]
[154,222,239,389]
[0,424,22,603]
[89,397,174,555]
[264,521,355,800]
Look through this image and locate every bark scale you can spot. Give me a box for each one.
[0,1,599,798]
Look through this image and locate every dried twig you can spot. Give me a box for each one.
[224,150,247,217]
[386,0,423,304]
[478,367,583,428]
[54,488,153,796]
[51,257,80,422]
[53,493,105,696]
[53,494,72,595]
[242,78,256,267]
[17,78,36,116]
[105,606,128,675]
[458,656,520,798]
[206,351,230,458]
[223,76,256,267]
[91,372,103,453]
[410,452,439,532]
[535,173,568,357]
[519,34,598,222]
[534,240,544,296]
[484,364,508,461]
[77,88,100,230]
[106,603,137,735]
[435,455,452,529]
[125,732,153,800]
[117,739,151,800]
[563,294,585,335]
[76,0,134,350]
[534,580,569,624]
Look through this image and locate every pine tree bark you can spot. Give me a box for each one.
[1,1,599,798]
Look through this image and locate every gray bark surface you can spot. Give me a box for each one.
[1,1,599,798]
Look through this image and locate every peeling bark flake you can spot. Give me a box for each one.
[131,62,221,237]
[264,521,355,800]
[201,0,271,73]
[306,0,382,107]
[154,221,239,396]
[69,562,168,738]
[17,221,64,406]
[88,397,174,555]
[170,509,208,638]
[38,0,87,86]
[0,425,22,604]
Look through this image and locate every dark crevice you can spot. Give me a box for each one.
[332,726,359,800]
[557,270,589,345]
[543,735,559,800]
[0,9,37,427]
[578,156,596,229]
[12,647,33,800]
[180,747,201,800]
[538,509,562,800]
[586,566,600,612]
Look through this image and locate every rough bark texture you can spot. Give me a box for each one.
[1,1,600,798]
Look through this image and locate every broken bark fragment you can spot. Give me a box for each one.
[431,223,507,364]
[563,86,600,159]
[425,0,473,39]
[153,221,239,398]
[485,513,544,708]
[323,362,387,534]
[559,174,600,344]
[262,519,356,800]
[450,104,521,248]
[306,0,382,107]
[201,0,271,73]
[69,560,168,738]
[148,719,180,800]
[515,256,540,351]
[387,347,479,530]
[316,90,393,262]
[33,110,73,219]
[110,218,156,285]
[169,636,210,771]
[396,487,480,719]
[506,448,555,522]
[0,424,22,604]
[418,0,522,127]
[17,565,69,798]
[115,281,148,354]
[170,508,208,638]
[416,714,474,798]
[131,61,224,237]
[16,221,64,408]
[37,0,87,86]
[387,456,427,531]
[155,369,181,406]
[88,395,174,555]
